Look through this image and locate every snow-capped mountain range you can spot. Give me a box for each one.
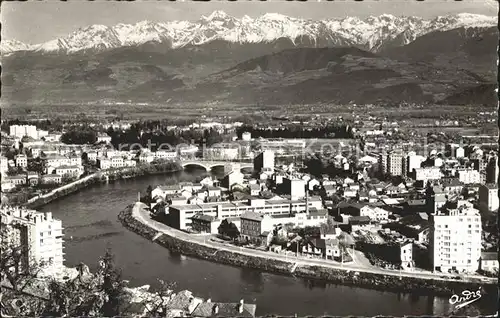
[1,11,496,55]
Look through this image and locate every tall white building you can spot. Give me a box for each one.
[407,153,425,177]
[387,151,405,176]
[254,150,275,173]
[479,184,499,212]
[430,206,482,273]
[283,177,306,200]
[1,207,64,275]
[9,125,38,139]
[0,155,9,175]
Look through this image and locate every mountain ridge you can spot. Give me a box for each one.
[1,11,496,55]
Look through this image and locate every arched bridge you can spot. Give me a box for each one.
[179,160,253,172]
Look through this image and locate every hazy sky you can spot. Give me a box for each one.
[2,0,497,44]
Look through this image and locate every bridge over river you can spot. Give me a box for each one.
[179,159,253,173]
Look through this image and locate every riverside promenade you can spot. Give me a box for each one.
[130,202,495,284]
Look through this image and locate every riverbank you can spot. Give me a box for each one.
[23,162,182,210]
[118,203,495,298]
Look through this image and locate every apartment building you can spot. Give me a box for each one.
[406,153,425,177]
[1,207,64,274]
[360,205,390,222]
[486,156,498,184]
[457,169,481,185]
[41,174,62,185]
[110,156,125,168]
[178,145,199,157]
[204,143,240,160]
[169,196,323,230]
[414,167,442,184]
[9,125,38,139]
[15,154,28,168]
[97,157,112,170]
[55,165,82,178]
[479,184,499,212]
[1,155,9,175]
[138,152,155,164]
[86,151,98,163]
[44,155,71,170]
[282,177,306,199]
[154,150,177,160]
[381,151,405,177]
[430,206,482,273]
[6,175,27,186]
[254,150,275,173]
[240,211,274,242]
[256,138,306,155]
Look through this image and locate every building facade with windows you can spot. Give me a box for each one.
[169,197,323,230]
[479,184,499,212]
[1,207,64,274]
[430,206,482,273]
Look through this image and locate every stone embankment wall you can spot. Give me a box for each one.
[118,206,491,297]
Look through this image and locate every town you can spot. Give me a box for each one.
[1,114,497,287]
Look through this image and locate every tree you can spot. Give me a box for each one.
[61,128,97,145]
[99,250,127,316]
[7,163,26,176]
[44,250,127,317]
[27,158,46,174]
[218,219,230,236]
[0,224,48,317]
[226,223,240,241]
[146,185,153,198]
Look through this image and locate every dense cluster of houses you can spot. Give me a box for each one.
[147,132,499,275]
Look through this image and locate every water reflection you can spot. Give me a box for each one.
[302,278,328,290]
[410,293,420,304]
[240,268,264,293]
[168,250,183,265]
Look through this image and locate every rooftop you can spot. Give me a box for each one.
[191,301,256,318]
[240,211,265,222]
[190,214,216,222]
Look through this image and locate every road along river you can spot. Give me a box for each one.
[39,169,495,316]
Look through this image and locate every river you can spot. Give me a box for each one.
[38,169,491,316]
